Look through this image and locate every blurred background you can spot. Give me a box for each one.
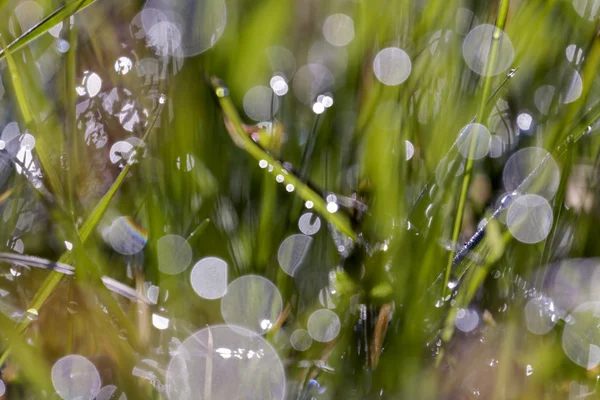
[0,0,599,398]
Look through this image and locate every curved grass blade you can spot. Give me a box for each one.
[210,77,356,241]
[0,0,97,61]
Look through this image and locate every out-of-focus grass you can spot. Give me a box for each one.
[0,0,598,399]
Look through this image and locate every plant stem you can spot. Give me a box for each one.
[442,0,511,297]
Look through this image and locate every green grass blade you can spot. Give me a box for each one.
[442,0,511,296]
[210,77,357,241]
[0,0,97,61]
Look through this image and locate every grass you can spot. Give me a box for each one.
[0,0,598,399]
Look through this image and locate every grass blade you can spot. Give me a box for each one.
[0,0,97,61]
[210,77,356,241]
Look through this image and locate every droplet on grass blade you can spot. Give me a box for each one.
[307,309,341,342]
[157,235,193,275]
[220,275,282,334]
[462,24,514,76]
[190,257,228,299]
[51,355,101,400]
[166,325,285,400]
[373,47,411,86]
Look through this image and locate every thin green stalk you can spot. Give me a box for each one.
[1,34,67,207]
[211,77,356,240]
[0,0,97,61]
[442,0,510,297]
[65,18,79,215]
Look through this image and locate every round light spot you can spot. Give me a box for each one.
[157,235,193,275]
[563,302,600,369]
[503,147,560,200]
[327,202,339,213]
[143,0,227,57]
[455,308,480,332]
[114,57,133,75]
[266,46,296,80]
[405,140,415,160]
[462,24,514,76]
[270,75,288,96]
[525,295,559,335]
[243,86,278,121]
[109,141,134,165]
[95,385,117,400]
[293,64,334,105]
[307,309,340,342]
[190,257,228,300]
[86,73,102,98]
[290,329,313,351]
[573,0,600,21]
[51,355,101,400]
[321,95,334,108]
[305,201,314,209]
[298,213,321,235]
[108,216,148,255]
[517,113,533,131]
[166,324,285,400]
[277,234,313,276]
[456,123,491,160]
[221,275,282,334]
[312,102,325,114]
[373,47,411,86]
[322,14,354,47]
[146,20,182,56]
[507,194,553,244]
[56,39,70,53]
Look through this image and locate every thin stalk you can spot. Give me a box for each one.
[211,77,356,240]
[442,0,510,297]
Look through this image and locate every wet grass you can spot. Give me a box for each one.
[0,0,599,399]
